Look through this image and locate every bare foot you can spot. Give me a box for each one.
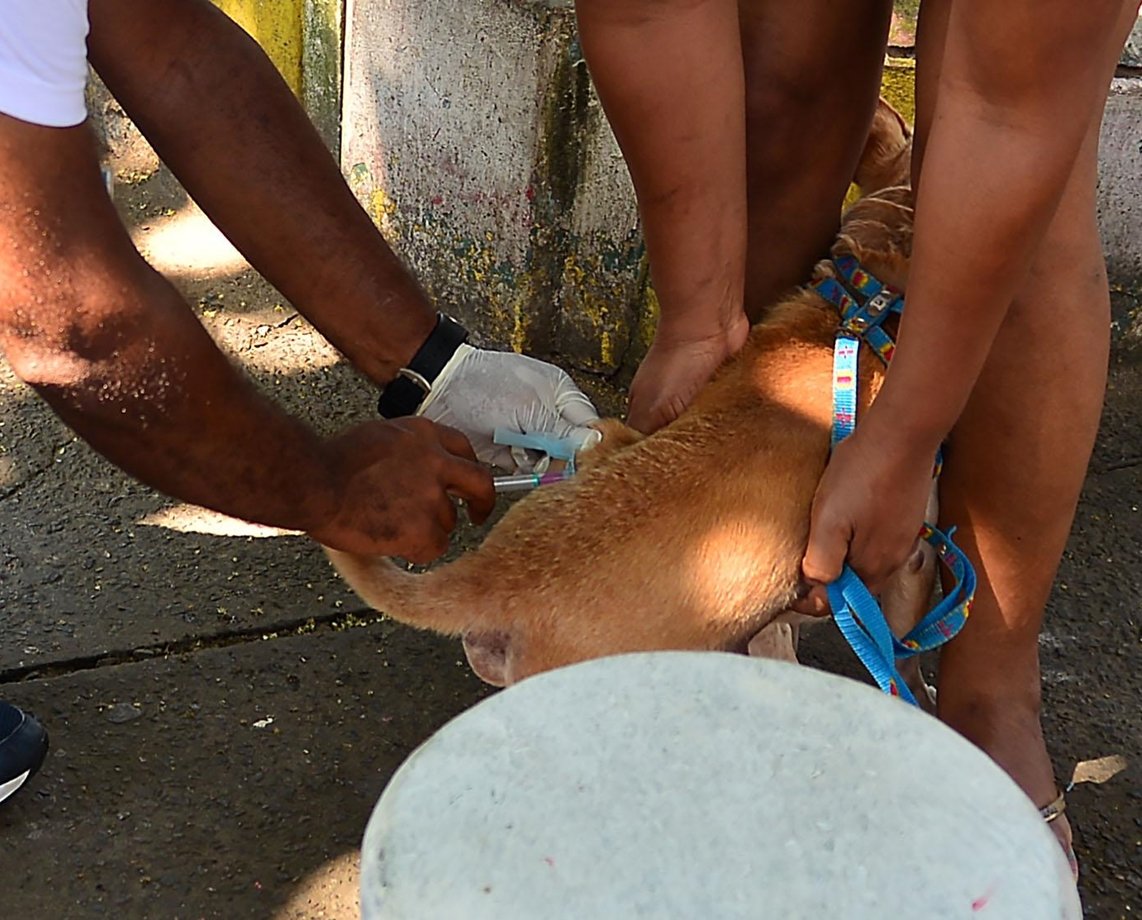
[939,697,1077,879]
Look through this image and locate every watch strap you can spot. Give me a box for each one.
[377,313,469,418]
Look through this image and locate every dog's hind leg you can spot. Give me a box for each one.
[746,616,801,664]
[880,483,940,712]
[881,560,937,712]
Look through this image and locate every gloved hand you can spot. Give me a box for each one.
[417,343,601,471]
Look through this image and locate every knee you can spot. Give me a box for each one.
[743,66,830,151]
[743,53,826,123]
[743,64,880,187]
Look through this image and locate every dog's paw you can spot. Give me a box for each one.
[746,620,800,663]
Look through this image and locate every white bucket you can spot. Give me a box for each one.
[361,652,1080,919]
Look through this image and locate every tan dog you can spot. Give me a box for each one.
[327,101,937,693]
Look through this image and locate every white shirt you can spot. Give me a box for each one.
[0,1,90,128]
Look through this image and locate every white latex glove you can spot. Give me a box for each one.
[417,343,601,471]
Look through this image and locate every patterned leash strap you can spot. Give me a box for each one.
[820,258,977,707]
[812,254,904,366]
[827,524,975,707]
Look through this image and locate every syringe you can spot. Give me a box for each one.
[493,468,575,493]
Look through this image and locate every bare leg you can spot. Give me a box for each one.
[933,123,1106,870]
[738,0,893,319]
[881,483,940,713]
[915,0,1139,870]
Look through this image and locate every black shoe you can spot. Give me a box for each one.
[0,701,48,804]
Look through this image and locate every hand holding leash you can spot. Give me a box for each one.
[801,415,938,596]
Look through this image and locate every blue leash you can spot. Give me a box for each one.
[827,526,976,705]
[816,263,976,707]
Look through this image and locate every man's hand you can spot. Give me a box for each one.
[417,344,601,471]
[627,316,748,433]
[800,416,940,607]
[307,418,494,562]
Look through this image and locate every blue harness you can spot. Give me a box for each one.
[810,257,975,707]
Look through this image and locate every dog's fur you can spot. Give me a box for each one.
[327,101,935,690]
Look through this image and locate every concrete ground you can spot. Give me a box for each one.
[1,165,1139,919]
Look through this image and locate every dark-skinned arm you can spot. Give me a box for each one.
[85,0,436,385]
[84,0,602,467]
[0,116,493,561]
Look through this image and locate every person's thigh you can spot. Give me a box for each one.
[737,0,892,319]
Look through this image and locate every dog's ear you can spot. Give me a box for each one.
[462,630,513,686]
[854,98,913,194]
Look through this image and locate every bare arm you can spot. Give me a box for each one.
[84,0,603,466]
[863,0,1129,450]
[575,0,750,431]
[85,0,436,386]
[0,116,493,560]
[803,0,1134,589]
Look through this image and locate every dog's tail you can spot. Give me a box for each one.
[324,548,482,638]
[854,98,913,195]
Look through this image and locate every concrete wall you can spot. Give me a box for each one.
[213,0,344,155]
[341,2,1142,370]
[340,1,648,372]
[85,1,1141,367]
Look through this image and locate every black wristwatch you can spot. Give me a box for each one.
[377,312,469,418]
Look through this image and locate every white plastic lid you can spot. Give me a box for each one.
[362,652,1079,919]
